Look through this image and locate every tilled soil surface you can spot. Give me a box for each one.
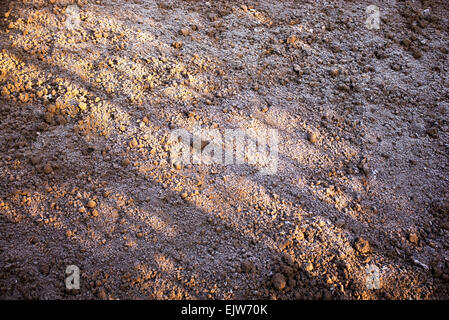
[0,0,448,299]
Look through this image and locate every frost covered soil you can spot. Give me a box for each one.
[0,0,448,299]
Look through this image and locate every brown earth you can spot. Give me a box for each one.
[0,0,448,300]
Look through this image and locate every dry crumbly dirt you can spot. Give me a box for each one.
[0,0,448,300]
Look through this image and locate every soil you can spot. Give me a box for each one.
[0,0,448,300]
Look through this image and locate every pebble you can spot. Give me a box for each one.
[79,102,87,111]
[391,63,401,71]
[287,35,297,44]
[412,48,423,59]
[66,230,74,237]
[30,156,41,166]
[180,28,190,36]
[305,262,314,272]
[427,127,438,138]
[307,132,318,144]
[172,41,183,49]
[295,230,304,241]
[241,260,255,273]
[87,200,97,209]
[409,232,419,245]
[281,265,294,278]
[354,237,371,254]
[43,164,53,174]
[129,137,138,148]
[293,64,301,73]
[272,273,286,290]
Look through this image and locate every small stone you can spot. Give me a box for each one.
[281,265,294,278]
[295,230,304,241]
[293,64,301,73]
[401,38,411,48]
[412,48,422,59]
[335,218,346,228]
[427,127,438,138]
[19,93,29,103]
[43,164,53,174]
[287,35,297,44]
[391,63,401,71]
[409,233,419,245]
[98,288,107,300]
[337,83,350,92]
[30,156,41,166]
[272,273,286,290]
[55,115,67,125]
[91,209,99,217]
[307,132,318,144]
[354,237,371,254]
[79,102,87,111]
[241,260,255,273]
[305,262,314,272]
[172,41,183,49]
[180,28,190,36]
[129,137,138,148]
[87,200,97,209]
[122,158,131,166]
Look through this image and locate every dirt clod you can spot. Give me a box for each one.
[43,164,53,174]
[272,273,286,291]
[354,238,371,254]
[87,200,97,209]
[307,132,318,144]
